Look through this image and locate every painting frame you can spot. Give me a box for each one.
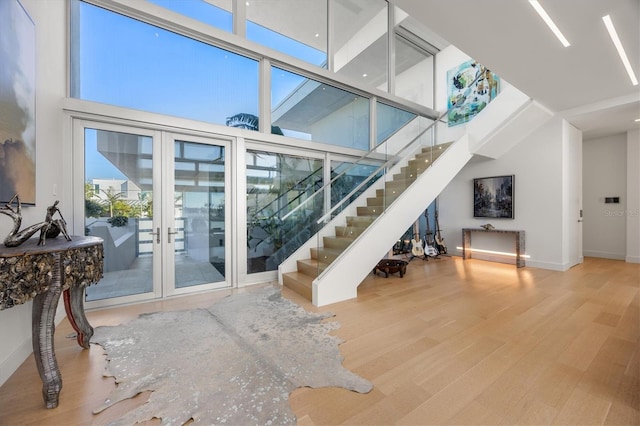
[0,0,36,205]
[473,175,514,219]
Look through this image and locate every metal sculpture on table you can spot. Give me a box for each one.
[0,193,71,247]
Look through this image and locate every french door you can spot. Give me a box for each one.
[74,120,231,308]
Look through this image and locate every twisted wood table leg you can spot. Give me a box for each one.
[31,253,62,409]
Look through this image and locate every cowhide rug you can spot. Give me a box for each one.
[91,287,372,425]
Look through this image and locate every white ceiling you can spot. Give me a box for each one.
[393,0,640,140]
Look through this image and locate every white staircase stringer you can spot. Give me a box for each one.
[312,135,473,307]
[466,84,554,159]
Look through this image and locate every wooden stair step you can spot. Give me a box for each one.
[347,215,376,226]
[323,235,355,250]
[282,270,313,301]
[335,225,367,238]
[310,246,343,264]
[357,205,384,216]
[296,258,326,277]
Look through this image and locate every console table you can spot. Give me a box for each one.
[0,236,103,408]
[462,228,525,268]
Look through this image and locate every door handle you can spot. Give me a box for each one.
[150,227,161,243]
[168,228,178,243]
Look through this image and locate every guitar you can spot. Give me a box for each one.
[411,236,425,257]
[424,208,439,258]
[434,203,447,255]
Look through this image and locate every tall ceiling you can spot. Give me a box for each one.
[393,0,640,140]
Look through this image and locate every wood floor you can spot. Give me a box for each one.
[0,256,638,425]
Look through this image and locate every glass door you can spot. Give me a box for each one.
[75,121,231,307]
[165,134,230,296]
[78,123,161,306]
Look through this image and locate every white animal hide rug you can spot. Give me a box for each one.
[91,287,372,425]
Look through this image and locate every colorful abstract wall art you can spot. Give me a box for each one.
[447,60,500,127]
[0,0,36,204]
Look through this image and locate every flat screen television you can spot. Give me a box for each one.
[473,175,514,219]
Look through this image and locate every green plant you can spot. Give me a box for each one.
[107,215,129,227]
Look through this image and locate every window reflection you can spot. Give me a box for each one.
[246,150,323,274]
[332,0,388,90]
[272,67,370,150]
[246,0,327,67]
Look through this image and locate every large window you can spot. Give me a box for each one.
[331,0,388,91]
[376,102,417,144]
[271,67,370,150]
[246,0,327,67]
[393,10,437,108]
[146,0,233,33]
[246,149,323,274]
[71,1,258,126]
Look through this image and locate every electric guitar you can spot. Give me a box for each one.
[434,205,447,255]
[411,236,425,257]
[424,208,439,257]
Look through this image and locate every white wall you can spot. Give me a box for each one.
[439,117,568,269]
[627,129,640,263]
[0,0,67,386]
[583,134,628,260]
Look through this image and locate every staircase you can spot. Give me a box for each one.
[279,84,553,307]
[282,142,452,301]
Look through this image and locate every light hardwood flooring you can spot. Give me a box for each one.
[0,256,638,425]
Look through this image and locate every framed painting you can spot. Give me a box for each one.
[473,175,514,219]
[0,0,36,205]
[447,60,500,127]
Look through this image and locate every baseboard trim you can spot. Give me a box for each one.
[583,250,626,260]
[524,259,569,271]
[625,256,640,264]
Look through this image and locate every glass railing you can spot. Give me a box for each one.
[310,116,441,276]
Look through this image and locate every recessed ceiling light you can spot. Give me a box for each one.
[362,73,367,77]
[603,14,639,86]
[528,0,571,47]
[635,118,640,122]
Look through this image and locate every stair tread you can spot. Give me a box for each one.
[283,270,314,284]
